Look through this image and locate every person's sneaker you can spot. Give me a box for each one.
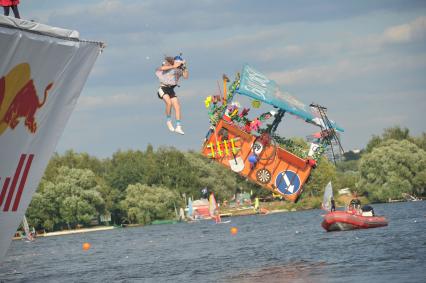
[166,121,174,132]
[175,125,185,135]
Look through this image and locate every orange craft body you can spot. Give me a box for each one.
[201,119,313,202]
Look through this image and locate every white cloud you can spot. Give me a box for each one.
[255,16,426,66]
[382,16,426,44]
[268,54,426,86]
[268,59,358,85]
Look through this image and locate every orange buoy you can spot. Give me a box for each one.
[230,227,238,235]
[82,242,91,251]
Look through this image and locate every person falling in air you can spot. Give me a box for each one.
[155,55,189,135]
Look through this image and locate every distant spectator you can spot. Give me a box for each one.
[201,187,209,199]
[1,0,20,18]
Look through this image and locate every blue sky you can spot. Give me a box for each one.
[22,0,426,157]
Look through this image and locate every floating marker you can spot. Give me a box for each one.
[82,242,91,251]
[230,227,238,235]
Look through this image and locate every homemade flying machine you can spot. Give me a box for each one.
[201,65,344,202]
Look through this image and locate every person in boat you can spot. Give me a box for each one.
[348,198,362,214]
[330,196,336,212]
[155,55,189,135]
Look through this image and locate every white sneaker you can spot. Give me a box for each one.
[175,125,185,135]
[166,121,174,132]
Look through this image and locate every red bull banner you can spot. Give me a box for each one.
[0,15,104,260]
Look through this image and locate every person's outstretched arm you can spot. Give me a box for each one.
[183,68,189,79]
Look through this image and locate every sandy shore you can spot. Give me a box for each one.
[13,226,117,240]
[41,226,116,237]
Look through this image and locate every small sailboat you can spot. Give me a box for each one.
[209,193,230,224]
[209,193,221,223]
[321,181,334,211]
[22,216,34,242]
[188,197,194,219]
[186,197,200,223]
[254,197,269,215]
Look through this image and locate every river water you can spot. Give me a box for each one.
[1,201,425,283]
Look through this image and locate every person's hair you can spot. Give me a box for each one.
[164,56,174,65]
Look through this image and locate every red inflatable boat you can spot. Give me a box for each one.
[321,210,388,232]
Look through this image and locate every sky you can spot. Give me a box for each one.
[21,0,426,158]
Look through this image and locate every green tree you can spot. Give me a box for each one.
[366,126,411,153]
[144,144,160,185]
[336,159,359,172]
[412,132,426,151]
[334,171,359,193]
[382,126,410,141]
[343,150,362,161]
[60,196,96,227]
[412,169,426,196]
[358,139,426,202]
[26,181,62,231]
[121,183,183,224]
[43,150,105,181]
[106,150,147,191]
[27,167,105,230]
[184,151,252,202]
[303,157,337,197]
[155,147,196,192]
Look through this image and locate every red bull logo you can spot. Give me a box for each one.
[0,63,53,135]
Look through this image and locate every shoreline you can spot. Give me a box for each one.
[13,226,117,240]
[14,200,421,240]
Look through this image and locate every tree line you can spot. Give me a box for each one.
[26,126,426,231]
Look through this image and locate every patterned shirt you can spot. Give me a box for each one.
[155,68,183,86]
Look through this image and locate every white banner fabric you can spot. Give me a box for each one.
[0,16,103,260]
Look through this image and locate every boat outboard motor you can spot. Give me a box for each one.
[361,205,375,216]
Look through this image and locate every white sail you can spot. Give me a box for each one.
[0,15,104,260]
[22,216,30,237]
[209,193,216,217]
[209,193,221,223]
[322,182,333,211]
[188,197,193,218]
